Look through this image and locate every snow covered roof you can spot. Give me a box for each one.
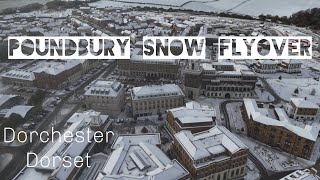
[5,105,33,118]
[16,110,108,180]
[84,80,123,97]
[258,60,277,65]
[290,98,319,109]
[168,101,216,124]
[243,98,319,141]
[1,69,35,81]
[174,126,247,163]
[131,84,184,100]
[282,59,302,64]
[0,94,17,107]
[96,134,189,180]
[32,60,81,75]
[279,168,319,180]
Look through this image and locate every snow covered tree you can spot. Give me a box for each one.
[294,88,299,94]
[278,76,282,80]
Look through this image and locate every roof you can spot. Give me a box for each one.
[243,98,319,141]
[259,60,277,65]
[16,110,108,180]
[1,69,35,81]
[0,94,17,107]
[32,59,81,75]
[174,126,247,164]
[282,59,302,64]
[96,134,189,180]
[5,105,33,118]
[131,84,184,100]
[279,168,319,180]
[84,80,123,97]
[168,101,216,124]
[290,98,319,109]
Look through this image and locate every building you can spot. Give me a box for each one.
[78,153,109,180]
[131,84,185,118]
[279,168,319,180]
[117,48,179,79]
[184,60,257,99]
[15,110,111,180]
[166,101,216,135]
[95,134,190,180]
[84,80,125,117]
[174,126,248,180]
[254,60,279,73]
[1,60,83,89]
[280,60,302,73]
[241,98,319,160]
[286,98,319,121]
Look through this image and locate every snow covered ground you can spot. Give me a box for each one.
[226,102,247,133]
[102,0,320,16]
[267,78,320,103]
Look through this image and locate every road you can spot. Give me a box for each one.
[0,62,116,180]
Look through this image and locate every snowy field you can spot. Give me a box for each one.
[104,0,320,16]
[267,78,320,103]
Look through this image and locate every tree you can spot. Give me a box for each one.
[28,90,46,107]
[310,88,316,96]
[258,14,267,21]
[278,76,282,80]
[158,111,163,120]
[294,87,299,94]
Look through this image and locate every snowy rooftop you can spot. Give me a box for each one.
[290,98,319,109]
[258,60,277,65]
[84,80,123,97]
[96,134,189,180]
[16,110,109,180]
[1,69,35,81]
[0,94,17,107]
[31,60,82,75]
[201,62,255,76]
[4,105,33,118]
[131,84,184,100]
[279,168,319,180]
[174,126,247,163]
[282,59,302,65]
[2,60,82,80]
[168,101,216,124]
[243,99,319,141]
